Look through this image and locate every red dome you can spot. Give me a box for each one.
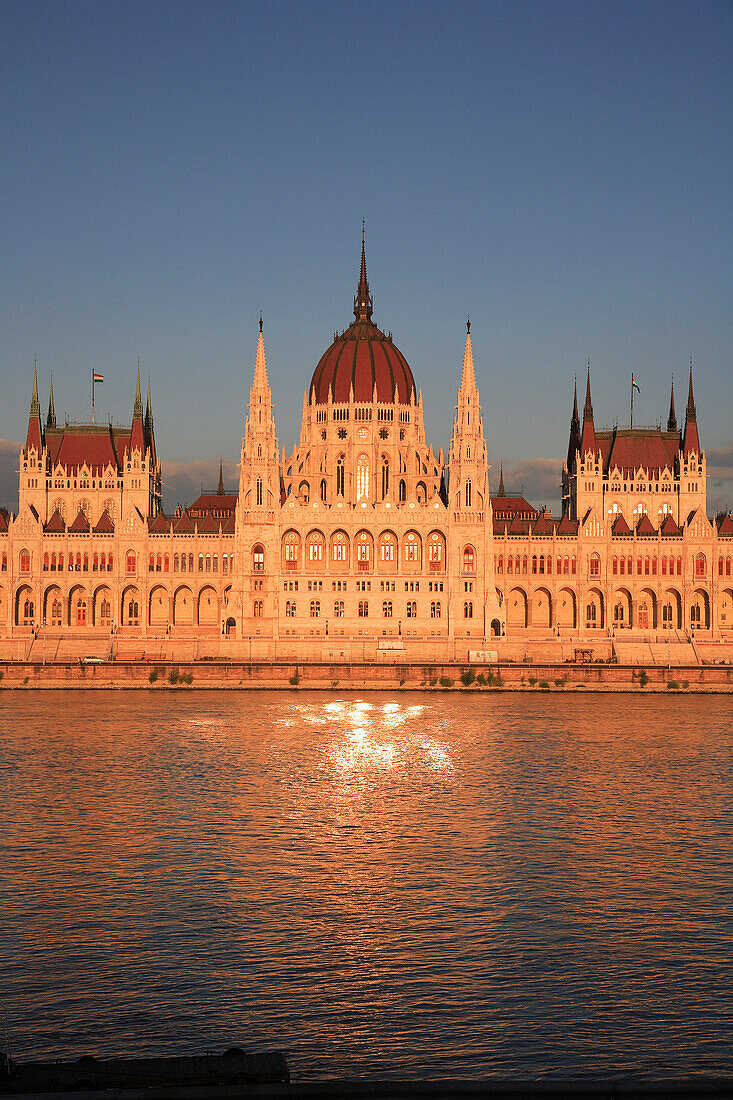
[310,320,415,405]
[309,236,416,405]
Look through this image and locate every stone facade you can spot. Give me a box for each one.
[1,244,731,659]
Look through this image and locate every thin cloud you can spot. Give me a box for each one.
[0,440,20,512]
[162,458,239,512]
[497,458,561,513]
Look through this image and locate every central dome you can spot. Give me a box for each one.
[309,240,416,406]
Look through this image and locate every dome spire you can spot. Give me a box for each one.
[354,220,373,322]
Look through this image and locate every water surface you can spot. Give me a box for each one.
[1,692,731,1079]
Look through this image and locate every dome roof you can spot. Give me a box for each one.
[309,239,416,406]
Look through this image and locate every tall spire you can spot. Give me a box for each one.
[580,361,596,456]
[583,360,593,421]
[353,220,373,322]
[498,462,505,497]
[667,376,677,433]
[217,458,224,495]
[683,357,700,456]
[26,359,43,452]
[460,316,476,393]
[30,359,40,417]
[134,359,143,417]
[253,315,269,389]
[46,374,56,429]
[685,357,696,421]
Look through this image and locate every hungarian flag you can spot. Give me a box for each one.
[632,375,640,393]
[93,372,104,383]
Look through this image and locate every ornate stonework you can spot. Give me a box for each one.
[1,244,731,661]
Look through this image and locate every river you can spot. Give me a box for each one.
[1,691,731,1080]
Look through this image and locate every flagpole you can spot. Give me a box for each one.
[92,371,95,424]
[630,374,634,429]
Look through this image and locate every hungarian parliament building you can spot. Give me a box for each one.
[2,242,731,661]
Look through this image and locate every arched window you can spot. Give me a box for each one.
[174,554,180,572]
[253,600,263,618]
[320,479,327,502]
[399,479,406,503]
[205,554,211,573]
[379,532,395,561]
[331,532,348,563]
[586,603,596,625]
[431,601,441,618]
[497,555,503,574]
[465,480,472,508]
[381,458,389,499]
[406,601,417,618]
[198,553,204,572]
[427,533,444,570]
[532,555,537,574]
[695,553,706,578]
[463,601,473,618]
[356,532,371,569]
[336,456,345,497]
[19,549,31,573]
[356,454,369,500]
[306,531,325,564]
[334,600,344,618]
[382,601,393,617]
[299,480,310,503]
[286,601,296,617]
[358,600,369,617]
[256,477,263,506]
[310,600,320,618]
[589,552,600,577]
[43,552,49,571]
[126,551,136,574]
[403,532,420,564]
[283,531,300,569]
[463,546,475,574]
[253,544,265,572]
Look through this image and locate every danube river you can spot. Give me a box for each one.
[2,691,731,1080]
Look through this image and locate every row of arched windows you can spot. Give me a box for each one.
[280,599,456,620]
[497,554,577,576]
[280,530,463,573]
[149,552,234,574]
[43,551,114,573]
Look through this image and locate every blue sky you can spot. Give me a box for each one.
[1,0,731,513]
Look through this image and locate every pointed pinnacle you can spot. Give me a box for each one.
[30,359,40,416]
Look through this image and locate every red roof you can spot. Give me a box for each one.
[717,513,733,536]
[198,513,218,534]
[173,511,194,534]
[46,425,127,473]
[612,514,632,536]
[491,495,538,521]
[44,509,66,533]
[507,514,529,535]
[556,515,579,535]
[0,512,8,532]
[660,514,681,536]
[68,509,90,532]
[596,428,680,476]
[189,493,237,517]
[532,513,553,535]
[310,320,415,405]
[148,513,170,533]
[93,510,115,533]
[636,513,657,535]
[221,513,236,534]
